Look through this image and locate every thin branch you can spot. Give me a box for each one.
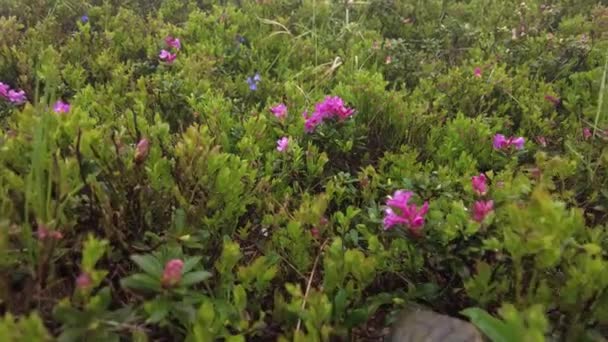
[295,238,329,333]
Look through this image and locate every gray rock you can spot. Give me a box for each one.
[388,307,484,342]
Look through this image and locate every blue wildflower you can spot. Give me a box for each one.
[247,73,261,91]
[81,15,89,23]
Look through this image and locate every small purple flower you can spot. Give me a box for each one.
[474,67,482,78]
[53,100,70,114]
[159,49,177,64]
[0,82,9,99]
[165,36,181,50]
[247,73,261,91]
[472,200,494,222]
[494,134,525,151]
[236,35,246,44]
[471,174,488,196]
[8,89,26,105]
[493,134,508,150]
[511,137,525,150]
[583,127,592,140]
[76,272,93,289]
[303,96,355,133]
[277,137,289,152]
[270,103,288,119]
[383,190,429,234]
[81,15,89,23]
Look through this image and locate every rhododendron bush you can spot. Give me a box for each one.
[0,0,607,340]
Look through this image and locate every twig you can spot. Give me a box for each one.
[295,238,329,333]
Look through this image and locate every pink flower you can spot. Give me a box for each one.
[8,89,26,104]
[303,112,323,133]
[134,138,150,163]
[383,190,429,234]
[472,200,494,222]
[511,137,525,150]
[161,259,184,288]
[0,82,9,99]
[471,174,488,196]
[277,137,289,152]
[159,49,177,64]
[319,216,329,226]
[37,223,63,241]
[493,134,525,150]
[270,103,287,119]
[311,227,320,239]
[385,56,392,64]
[544,94,560,106]
[474,67,482,78]
[76,272,93,289]
[165,36,181,50]
[583,127,592,140]
[536,136,547,147]
[493,134,508,150]
[303,96,355,133]
[53,100,70,114]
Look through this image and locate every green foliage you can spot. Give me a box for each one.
[0,0,607,340]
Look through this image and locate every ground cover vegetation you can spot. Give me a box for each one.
[1,0,608,340]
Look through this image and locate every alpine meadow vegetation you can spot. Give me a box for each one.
[1,0,608,341]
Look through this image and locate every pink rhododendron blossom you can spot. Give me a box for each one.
[536,136,547,147]
[134,138,150,163]
[159,49,177,64]
[8,89,26,104]
[276,137,289,152]
[161,259,184,287]
[511,137,525,150]
[270,103,287,119]
[474,67,482,78]
[0,82,9,98]
[544,94,560,106]
[493,134,525,150]
[303,96,355,133]
[471,174,488,196]
[472,200,494,222]
[53,100,70,114]
[76,272,93,289]
[583,127,592,140]
[37,224,63,241]
[165,36,181,50]
[493,134,508,150]
[383,190,429,234]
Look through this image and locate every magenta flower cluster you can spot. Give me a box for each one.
[493,134,525,150]
[303,96,355,133]
[276,137,289,152]
[270,103,287,120]
[0,82,26,105]
[161,259,184,288]
[159,36,181,64]
[383,190,429,234]
[470,173,493,223]
[53,100,71,114]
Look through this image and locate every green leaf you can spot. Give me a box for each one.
[82,234,109,271]
[182,256,203,274]
[130,254,163,277]
[233,284,247,312]
[144,299,170,323]
[180,271,212,287]
[121,273,161,292]
[460,307,517,342]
